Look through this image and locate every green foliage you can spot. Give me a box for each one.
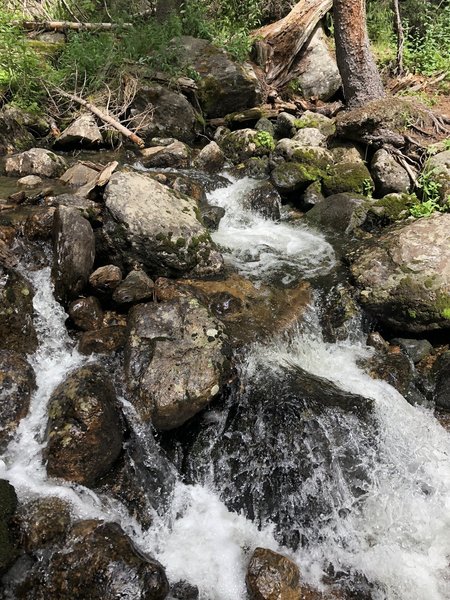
[362,178,374,198]
[409,168,450,217]
[409,198,442,217]
[254,130,275,151]
[0,10,47,108]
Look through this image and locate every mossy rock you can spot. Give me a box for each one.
[271,161,324,194]
[371,193,418,222]
[294,110,336,136]
[322,161,373,196]
[291,146,333,170]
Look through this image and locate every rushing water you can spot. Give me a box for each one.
[2,175,450,599]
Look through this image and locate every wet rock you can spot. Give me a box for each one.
[391,338,434,364]
[349,213,450,332]
[242,180,281,220]
[23,207,55,240]
[59,162,99,187]
[200,205,225,230]
[304,193,367,236]
[294,25,341,101]
[368,345,413,396]
[170,364,373,550]
[78,325,127,355]
[178,36,262,118]
[0,350,35,450]
[433,352,450,409]
[322,161,373,197]
[0,268,38,354]
[16,497,71,552]
[171,175,206,204]
[54,114,103,149]
[129,83,199,144]
[68,296,103,331]
[220,129,272,163]
[425,150,450,202]
[246,547,302,600]
[193,141,226,173]
[112,269,155,304]
[125,297,228,430]
[0,479,18,575]
[45,364,123,486]
[14,520,169,600]
[370,149,411,195]
[5,148,67,178]
[170,580,199,599]
[103,171,223,277]
[18,175,43,187]
[89,264,122,292]
[140,141,192,169]
[52,206,95,304]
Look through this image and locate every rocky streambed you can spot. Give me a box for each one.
[1,83,450,600]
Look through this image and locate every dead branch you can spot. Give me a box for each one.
[18,20,133,32]
[52,87,145,148]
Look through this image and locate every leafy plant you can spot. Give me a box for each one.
[409,198,441,217]
[254,130,275,150]
[362,178,374,198]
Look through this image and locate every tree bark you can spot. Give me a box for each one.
[333,0,385,107]
[253,0,333,88]
[392,0,404,75]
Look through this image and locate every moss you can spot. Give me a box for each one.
[292,147,331,170]
[323,161,373,196]
[442,308,450,319]
[294,113,336,136]
[373,193,418,221]
[272,161,325,193]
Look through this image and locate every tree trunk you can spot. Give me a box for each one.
[253,0,333,88]
[333,0,385,107]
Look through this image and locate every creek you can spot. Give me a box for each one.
[2,172,450,600]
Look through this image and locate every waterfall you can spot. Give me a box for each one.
[2,175,450,600]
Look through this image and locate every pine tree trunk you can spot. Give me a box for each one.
[333,0,385,107]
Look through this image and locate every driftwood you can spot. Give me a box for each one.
[53,88,145,148]
[252,0,333,88]
[18,20,133,32]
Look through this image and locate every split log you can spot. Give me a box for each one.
[18,21,133,32]
[252,0,333,88]
[52,88,145,148]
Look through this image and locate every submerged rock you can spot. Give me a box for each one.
[16,497,71,552]
[52,206,95,304]
[103,171,223,277]
[5,148,66,178]
[13,520,169,600]
[125,297,228,430]
[45,364,123,486]
[0,350,35,450]
[349,213,450,332]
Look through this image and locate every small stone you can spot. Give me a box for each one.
[68,296,103,331]
[78,326,127,355]
[112,270,155,304]
[193,141,225,173]
[18,175,43,187]
[5,148,67,178]
[392,338,434,364]
[89,265,122,291]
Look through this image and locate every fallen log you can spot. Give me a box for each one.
[252,0,333,88]
[52,88,145,148]
[18,20,133,32]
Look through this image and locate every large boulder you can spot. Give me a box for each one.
[54,114,103,149]
[349,213,450,332]
[52,206,95,304]
[304,193,368,236]
[103,171,223,277]
[125,297,228,430]
[12,520,169,600]
[425,150,450,202]
[4,148,66,178]
[0,268,38,354]
[129,83,199,144]
[293,25,341,101]
[0,350,35,450]
[177,36,262,118]
[44,364,123,486]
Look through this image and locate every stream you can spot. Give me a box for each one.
[2,172,450,599]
